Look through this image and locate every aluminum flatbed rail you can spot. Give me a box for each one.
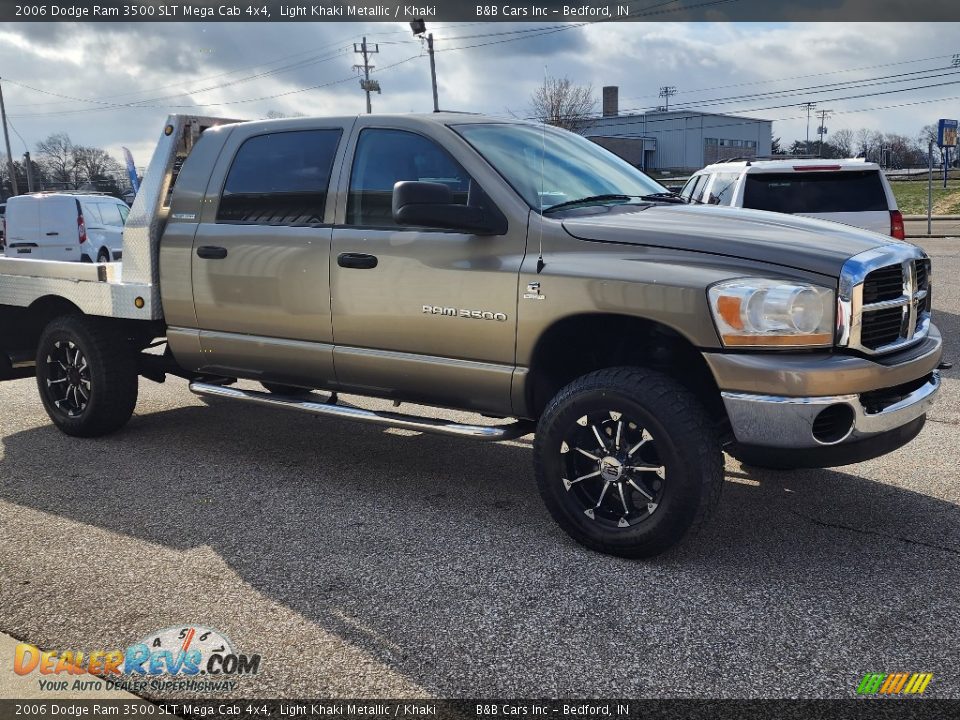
[0,256,152,320]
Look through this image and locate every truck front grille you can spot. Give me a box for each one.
[862,264,904,303]
[860,306,905,350]
[840,248,931,356]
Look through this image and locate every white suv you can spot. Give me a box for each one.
[679,158,905,240]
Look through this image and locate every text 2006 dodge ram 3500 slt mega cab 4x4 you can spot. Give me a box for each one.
[0,114,943,557]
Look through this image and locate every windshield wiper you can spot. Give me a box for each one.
[542,194,635,213]
[637,192,687,204]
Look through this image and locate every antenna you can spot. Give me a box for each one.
[537,66,547,274]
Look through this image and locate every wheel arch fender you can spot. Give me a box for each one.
[524,312,725,424]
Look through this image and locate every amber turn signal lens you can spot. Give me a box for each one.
[716,295,744,330]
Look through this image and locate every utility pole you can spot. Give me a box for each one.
[816,109,832,158]
[658,86,677,111]
[353,37,380,114]
[410,19,439,112]
[23,151,35,192]
[0,78,19,197]
[800,102,817,151]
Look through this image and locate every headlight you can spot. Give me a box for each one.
[708,279,834,347]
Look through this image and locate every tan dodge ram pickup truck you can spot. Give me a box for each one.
[0,114,943,557]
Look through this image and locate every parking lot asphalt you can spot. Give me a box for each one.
[0,239,958,701]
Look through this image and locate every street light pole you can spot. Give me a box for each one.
[427,32,439,112]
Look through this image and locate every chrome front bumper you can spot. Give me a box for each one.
[722,370,941,449]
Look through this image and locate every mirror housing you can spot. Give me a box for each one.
[392,181,503,235]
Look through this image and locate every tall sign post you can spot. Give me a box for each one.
[937,119,957,189]
[928,141,934,236]
[929,120,958,233]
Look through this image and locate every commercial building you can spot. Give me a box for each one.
[583,86,773,173]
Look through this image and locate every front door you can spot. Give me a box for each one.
[330,125,525,415]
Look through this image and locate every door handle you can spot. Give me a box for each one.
[45,231,59,236]
[337,252,378,269]
[196,245,228,260]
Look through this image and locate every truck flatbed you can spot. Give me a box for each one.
[0,255,150,320]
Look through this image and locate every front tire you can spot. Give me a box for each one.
[36,315,139,437]
[534,367,723,558]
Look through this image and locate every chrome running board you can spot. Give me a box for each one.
[189,381,534,442]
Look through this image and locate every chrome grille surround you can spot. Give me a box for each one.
[838,244,931,356]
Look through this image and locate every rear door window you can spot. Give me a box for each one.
[81,203,103,226]
[96,203,124,227]
[217,129,342,225]
[707,172,740,205]
[742,170,887,213]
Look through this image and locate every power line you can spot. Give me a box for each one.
[620,52,960,103]
[608,64,960,118]
[9,38,359,108]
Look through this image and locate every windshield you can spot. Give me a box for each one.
[454,123,667,212]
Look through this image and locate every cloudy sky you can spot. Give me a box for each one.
[1,21,959,169]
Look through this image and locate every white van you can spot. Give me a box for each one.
[3,193,130,263]
[679,159,905,239]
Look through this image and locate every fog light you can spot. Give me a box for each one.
[812,404,855,444]
[134,297,145,309]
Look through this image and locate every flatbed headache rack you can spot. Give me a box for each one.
[0,115,242,325]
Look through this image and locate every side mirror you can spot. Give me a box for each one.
[392,181,502,235]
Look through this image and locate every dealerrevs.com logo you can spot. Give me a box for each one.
[13,626,262,694]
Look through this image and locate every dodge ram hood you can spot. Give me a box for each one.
[561,204,899,277]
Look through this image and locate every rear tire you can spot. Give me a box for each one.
[97,248,111,263]
[36,315,138,437]
[534,367,723,558]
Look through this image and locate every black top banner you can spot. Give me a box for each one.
[4,0,960,22]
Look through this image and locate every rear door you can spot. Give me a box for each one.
[38,197,81,261]
[3,197,41,258]
[742,169,891,234]
[190,122,348,387]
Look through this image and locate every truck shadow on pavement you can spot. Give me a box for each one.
[933,309,959,379]
[1,384,959,697]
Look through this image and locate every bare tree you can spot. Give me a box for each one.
[831,129,854,158]
[73,146,121,184]
[36,133,76,190]
[918,123,938,148]
[529,76,596,132]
